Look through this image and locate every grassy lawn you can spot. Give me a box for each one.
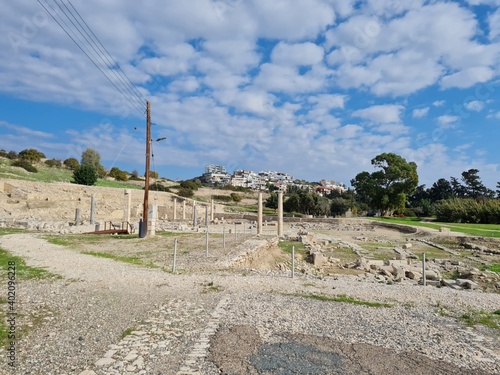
[369,217,500,238]
[278,240,308,256]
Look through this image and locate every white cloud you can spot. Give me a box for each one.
[271,42,324,66]
[412,107,429,118]
[353,104,404,124]
[433,100,446,107]
[464,100,486,112]
[488,8,500,40]
[437,115,460,128]
[441,66,495,89]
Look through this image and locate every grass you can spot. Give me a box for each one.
[488,264,500,273]
[0,246,61,349]
[278,240,308,256]
[81,251,158,268]
[0,228,27,236]
[460,310,500,329]
[369,217,500,238]
[295,293,392,308]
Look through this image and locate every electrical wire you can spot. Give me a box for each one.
[37,0,146,116]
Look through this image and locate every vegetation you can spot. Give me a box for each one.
[81,148,105,178]
[351,153,418,216]
[44,158,62,168]
[11,159,38,173]
[19,148,45,163]
[148,182,170,192]
[81,251,157,268]
[63,157,80,170]
[459,310,500,329]
[177,187,194,198]
[230,192,242,202]
[109,167,129,181]
[434,198,500,224]
[295,293,392,308]
[278,241,308,256]
[212,194,232,202]
[72,164,98,186]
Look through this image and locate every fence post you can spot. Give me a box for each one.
[172,238,178,272]
[292,245,295,278]
[422,253,426,287]
[205,230,209,257]
[223,226,226,250]
[234,222,237,241]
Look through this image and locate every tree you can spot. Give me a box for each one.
[265,192,278,210]
[0,149,7,158]
[44,159,62,168]
[497,182,500,199]
[72,164,98,186]
[351,153,418,216]
[428,178,453,202]
[461,169,488,198]
[6,150,17,160]
[450,177,466,198]
[19,148,45,163]
[64,158,80,170]
[331,198,349,217]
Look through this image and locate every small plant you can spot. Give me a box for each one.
[295,293,392,308]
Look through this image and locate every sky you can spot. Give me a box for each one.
[0,0,499,189]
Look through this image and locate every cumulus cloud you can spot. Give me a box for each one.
[464,100,486,112]
[437,115,460,128]
[352,104,404,124]
[412,107,429,118]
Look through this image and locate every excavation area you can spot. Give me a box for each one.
[0,219,499,374]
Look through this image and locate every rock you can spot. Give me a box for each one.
[312,252,328,268]
[406,270,422,280]
[456,279,478,290]
[95,357,115,367]
[425,270,441,281]
[78,371,97,375]
[441,279,463,290]
[402,243,412,249]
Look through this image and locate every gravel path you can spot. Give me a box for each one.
[1,233,499,374]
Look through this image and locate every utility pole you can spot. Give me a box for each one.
[142,100,151,236]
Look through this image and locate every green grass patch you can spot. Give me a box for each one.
[369,217,500,238]
[0,247,60,280]
[488,264,500,273]
[81,251,158,268]
[0,228,26,236]
[295,293,392,308]
[460,310,500,329]
[278,241,308,255]
[95,179,142,189]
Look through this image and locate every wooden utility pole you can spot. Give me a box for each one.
[142,100,151,236]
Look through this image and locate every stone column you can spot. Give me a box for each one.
[277,190,284,237]
[205,205,209,227]
[123,189,131,223]
[90,194,95,224]
[147,204,157,236]
[210,199,215,222]
[193,201,197,228]
[173,198,177,220]
[182,200,186,220]
[257,192,263,235]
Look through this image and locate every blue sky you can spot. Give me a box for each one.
[0,0,499,188]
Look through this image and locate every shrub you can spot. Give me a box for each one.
[230,193,242,202]
[109,167,128,181]
[7,151,17,160]
[44,159,62,168]
[177,188,194,198]
[212,194,232,202]
[11,160,38,173]
[63,157,80,170]
[149,182,170,192]
[0,149,7,158]
[19,148,45,163]
[435,198,500,224]
[72,165,98,186]
[180,180,200,190]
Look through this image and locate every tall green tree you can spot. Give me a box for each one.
[72,164,98,186]
[81,148,105,178]
[496,182,500,199]
[428,178,453,202]
[351,153,418,216]
[461,169,488,198]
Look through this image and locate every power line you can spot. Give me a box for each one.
[65,0,147,104]
[37,0,146,116]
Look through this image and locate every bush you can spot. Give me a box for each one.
[0,149,7,158]
[11,160,38,173]
[177,188,194,198]
[19,148,45,163]
[435,198,500,224]
[109,167,128,181]
[63,158,79,170]
[212,194,232,202]
[180,180,201,191]
[72,165,98,186]
[230,193,242,202]
[44,159,62,168]
[149,182,170,192]
[7,151,17,160]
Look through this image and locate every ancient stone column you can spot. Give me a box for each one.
[210,199,215,222]
[257,192,263,235]
[182,200,186,220]
[147,204,157,236]
[173,198,177,220]
[90,194,95,224]
[277,190,284,237]
[123,189,131,223]
[193,201,197,228]
[205,205,209,227]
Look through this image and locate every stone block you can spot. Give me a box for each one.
[313,252,328,268]
[425,270,441,281]
[406,270,422,280]
[402,243,412,249]
[456,279,478,290]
